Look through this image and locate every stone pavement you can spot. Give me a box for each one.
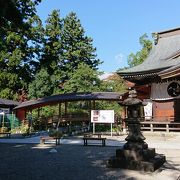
[0,132,180,180]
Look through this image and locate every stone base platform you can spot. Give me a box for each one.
[107,148,166,172]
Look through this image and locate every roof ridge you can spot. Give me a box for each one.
[155,27,180,35]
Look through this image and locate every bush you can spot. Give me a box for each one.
[49,130,63,138]
[95,124,110,132]
[11,124,34,135]
[112,126,122,133]
[0,127,9,133]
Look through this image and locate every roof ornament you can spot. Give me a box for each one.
[152,32,159,45]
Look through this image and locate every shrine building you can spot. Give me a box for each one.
[118,27,180,122]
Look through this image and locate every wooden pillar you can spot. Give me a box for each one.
[92,100,96,110]
[37,108,41,130]
[2,112,5,131]
[57,103,62,130]
[24,110,27,125]
[65,102,68,116]
[59,103,62,118]
[37,108,40,118]
[28,109,33,132]
[150,123,153,132]
[166,123,169,133]
[89,100,91,110]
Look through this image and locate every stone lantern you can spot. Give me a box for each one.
[121,89,147,150]
[107,90,166,172]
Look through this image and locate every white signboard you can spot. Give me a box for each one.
[144,100,153,120]
[91,110,114,123]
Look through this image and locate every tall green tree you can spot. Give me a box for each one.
[0,0,43,99]
[28,68,53,98]
[38,10,64,94]
[61,12,101,77]
[127,34,152,68]
[37,11,101,95]
[63,63,101,93]
[0,0,22,26]
[39,10,62,75]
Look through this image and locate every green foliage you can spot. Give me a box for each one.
[28,68,53,98]
[67,101,90,117]
[31,106,58,130]
[61,12,101,76]
[95,124,111,132]
[95,101,123,119]
[95,124,122,133]
[0,0,43,99]
[63,63,101,93]
[127,33,152,68]
[49,130,63,138]
[39,10,62,75]
[40,106,57,117]
[0,0,22,26]
[30,10,101,97]
[112,125,122,133]
[19,124,29,134]
[11,124,34,135]
[1,2,101,100]
[0,127,9,133]
[0,0,42,24]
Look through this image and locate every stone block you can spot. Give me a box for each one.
[107,150,166,172]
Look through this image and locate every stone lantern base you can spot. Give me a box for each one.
[107,147,166,172]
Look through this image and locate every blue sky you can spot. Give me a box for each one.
[36,0,180,73]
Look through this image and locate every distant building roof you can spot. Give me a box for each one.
[118,27,180,82]
[99,73,114,81]
[0,98,20,107]
[14,92,123,110]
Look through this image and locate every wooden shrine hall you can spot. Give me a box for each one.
[118,27,180,132]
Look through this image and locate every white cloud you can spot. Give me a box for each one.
[115,53,124,64]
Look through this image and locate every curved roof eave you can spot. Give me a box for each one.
[14,92,124,111]
[158,63,180,79]
[0,98,20,106]
[117,68,163,77]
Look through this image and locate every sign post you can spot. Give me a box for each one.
[93,123,95,134]
[111,123,113,137]
[0,112,5,130]
[91,110,114,135]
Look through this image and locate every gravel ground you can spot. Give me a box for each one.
[0,141,180,180]
[0,133,180,180]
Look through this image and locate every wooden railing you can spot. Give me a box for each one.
[51,114,90,122]
[140,121,180,132]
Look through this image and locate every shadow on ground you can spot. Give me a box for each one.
[0,143,127,180]
[0,139,180,180]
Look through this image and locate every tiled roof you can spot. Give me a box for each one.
[118,27,180,77]
[158,63,180,79]
[159,63,180,74]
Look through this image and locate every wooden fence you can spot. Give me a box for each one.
[140,121,180,132]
